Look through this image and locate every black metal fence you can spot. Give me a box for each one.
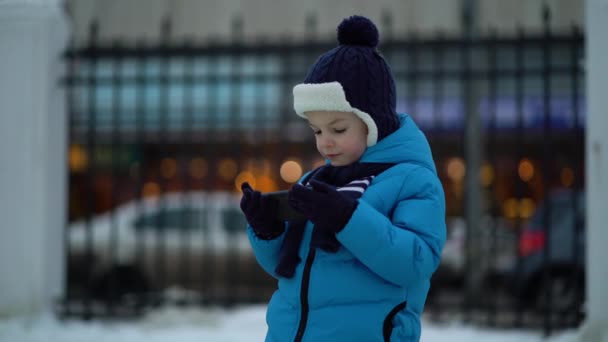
[61,8,585,336]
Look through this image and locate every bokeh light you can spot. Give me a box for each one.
[518,158,534,182]
[561,167,574,187]
[160,158,177,179]
[502,198,519,219]
[69,144,88,172]
[256,175,279,192]
[235,171,256,191]
[280,160,303,183]
[446,157,466,182]
[190,158,208,180]
[142,182,160,198]
[503,197,536,219]
[480,162,494,187]
[519,198,536,219]
[218,158,238,181]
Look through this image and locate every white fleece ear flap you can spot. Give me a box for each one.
[293,82,378,146]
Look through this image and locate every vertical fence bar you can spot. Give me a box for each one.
[249,44,267,303]
[133,38,148,313]
[198,50,213,304]
[513,25,526,328]
[83,20,99,320]
[106,39,123,315]
[569,26,584,327]
[63,34,77,319]
[179,40,195,306]
[193,49,210,306]
[433,32,445,137]
[407,33,418,124]
[154,17,172,306]
[381,11,393,42]
[541,5,554,336]
[201,44,218,306]
[243,49,257,303]
[486,29,498,327]
[461,10,473,322]
[429,31,444,318]
[223,14,243,306]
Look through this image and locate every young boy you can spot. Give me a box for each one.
[240,15,446,342]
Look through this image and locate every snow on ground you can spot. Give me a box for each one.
[0,304,580,342]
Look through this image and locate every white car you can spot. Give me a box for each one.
[67,191,274,303]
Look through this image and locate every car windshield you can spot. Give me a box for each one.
[133,207,208,232]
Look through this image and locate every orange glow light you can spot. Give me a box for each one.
[160,158,177,179]
[503,198,519,219]
[69,144,88,172]
[218,158,238,181]
[446,157,466,182]
[142,182,161,198]
[518,158,534,182]
[256,176,279,192]
[190,158,208,180]
[280,160,303,183]
[235,171,256,192]
[561,167,574,187]
[519,198,536,219]
[480,162,494,187]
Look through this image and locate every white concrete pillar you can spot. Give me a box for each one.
[0,1,69,316]
[578,0,608,340]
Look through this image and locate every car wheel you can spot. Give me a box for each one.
[533,269,584,314]
[92,264,150,303]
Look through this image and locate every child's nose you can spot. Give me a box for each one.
[319,135,334,147]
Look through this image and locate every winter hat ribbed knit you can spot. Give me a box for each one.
[293,15,399,146]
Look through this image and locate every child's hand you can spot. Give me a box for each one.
[240,182,285,239]
[288,180,358,233]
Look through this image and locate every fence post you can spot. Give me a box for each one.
[578,0,608,340]
[0,2,69,317]
[461,0,484,317]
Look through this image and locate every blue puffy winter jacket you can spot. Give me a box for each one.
[248,114,446,342]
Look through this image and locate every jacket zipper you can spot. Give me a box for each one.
[293,248,316,342]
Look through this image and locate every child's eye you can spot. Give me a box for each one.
[313,130,322,135]
[333,128,346,134]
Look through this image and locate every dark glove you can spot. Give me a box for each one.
[240,182,285,239]
[288,180,358,233]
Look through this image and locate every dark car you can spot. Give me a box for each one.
[505,189,585,314]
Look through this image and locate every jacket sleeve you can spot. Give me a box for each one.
[247,224,286,278]
[335,167,446,287]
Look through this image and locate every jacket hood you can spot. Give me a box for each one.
[359,114,437,173]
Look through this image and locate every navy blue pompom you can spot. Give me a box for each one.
[337,15,379,48]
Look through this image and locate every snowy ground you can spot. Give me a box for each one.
[0,304,580,342]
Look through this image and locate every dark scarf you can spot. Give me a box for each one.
[274,162,395,278]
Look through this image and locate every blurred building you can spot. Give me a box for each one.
[65,0,584,44]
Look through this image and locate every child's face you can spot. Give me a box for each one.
[305,111,368,166]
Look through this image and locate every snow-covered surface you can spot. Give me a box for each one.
[0,305,580,342]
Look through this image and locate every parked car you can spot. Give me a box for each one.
[502,189,586,314]
[67,191,276,303]
[428,215,517,303]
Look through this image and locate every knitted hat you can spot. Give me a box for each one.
[293,15,399,147]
